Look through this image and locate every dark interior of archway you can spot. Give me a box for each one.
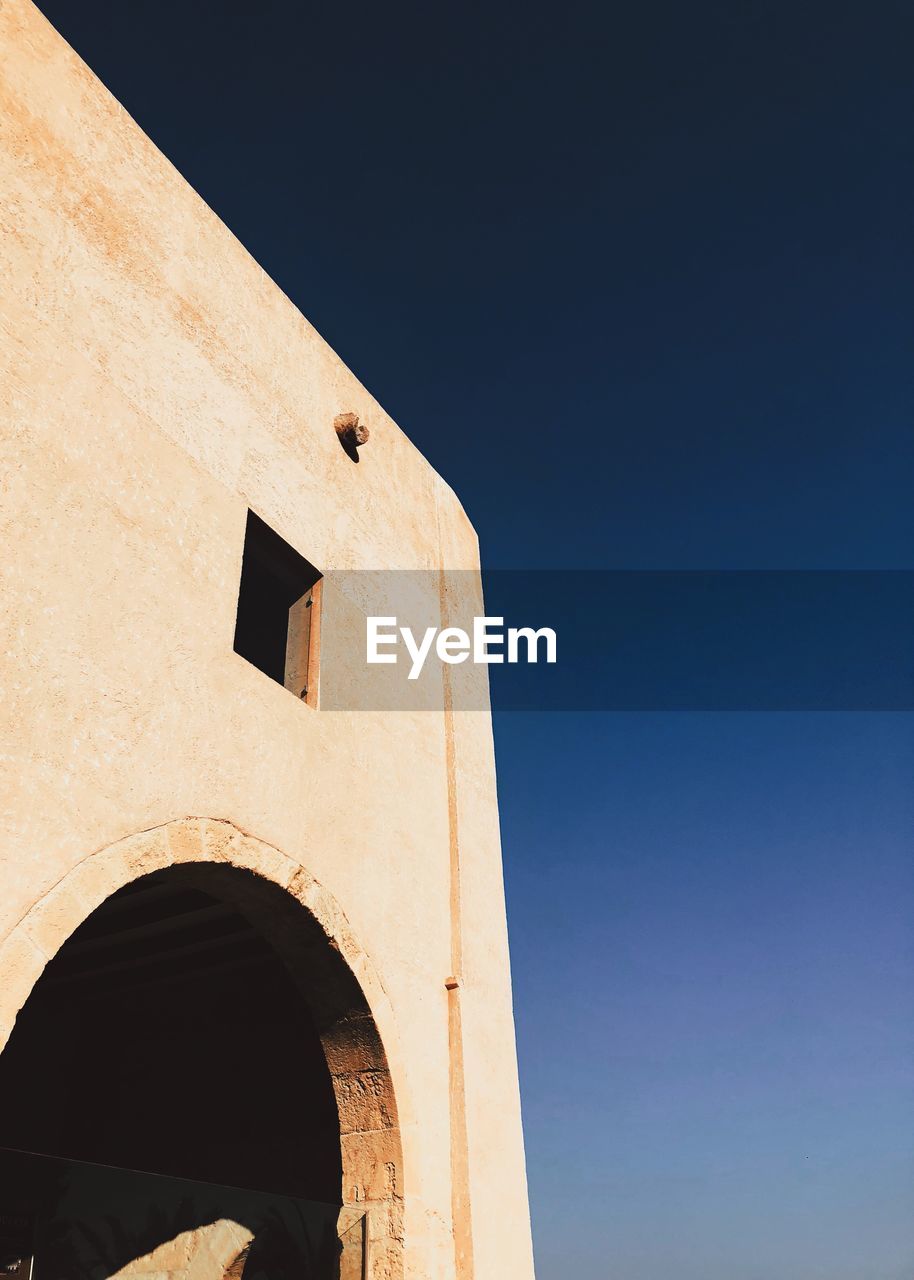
[0,870,343,1204]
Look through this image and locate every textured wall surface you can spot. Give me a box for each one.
[0,2,535,1276]
[111,1220,254,1279]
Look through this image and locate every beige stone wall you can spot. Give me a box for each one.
[110,1220,254,1280]
[0,2,534,1277]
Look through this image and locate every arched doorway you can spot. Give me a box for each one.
[0,820,405,1279]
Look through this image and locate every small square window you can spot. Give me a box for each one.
[233,510,322,703]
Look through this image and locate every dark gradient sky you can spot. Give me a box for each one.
[34,2,914,1275]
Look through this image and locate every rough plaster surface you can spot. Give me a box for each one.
[0,2,535,1277]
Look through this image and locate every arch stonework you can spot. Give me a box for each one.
[0,817,410,1279]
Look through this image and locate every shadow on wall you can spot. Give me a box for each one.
[0,1147,346,1279]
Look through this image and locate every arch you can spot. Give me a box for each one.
[0,818,407,1278]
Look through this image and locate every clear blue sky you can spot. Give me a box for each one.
[37,1,914,1274]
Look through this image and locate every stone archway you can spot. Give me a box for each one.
[0,818,406,1278]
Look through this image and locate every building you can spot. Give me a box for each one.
[0,2,535,1276]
